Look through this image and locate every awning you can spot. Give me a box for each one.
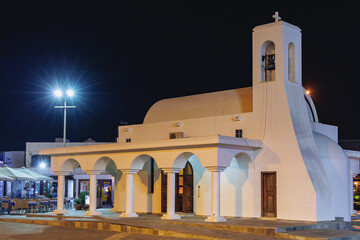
[0,174,13,181]
[0,165,37,181]
[16,167,53,181]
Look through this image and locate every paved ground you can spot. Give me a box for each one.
[0,221,189,240]
[1,209,360,239]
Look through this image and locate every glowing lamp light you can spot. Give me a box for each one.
[54,89,63,98]
[66,89,75,97]
[39,162,46,169]
[306,90,310,95]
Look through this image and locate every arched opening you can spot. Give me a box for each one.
[75,157,117,209]
[288,42,296,82]
[161,161,194,213]
[124,154,161,214]
[261,41,275,82]
[60,158,81,200]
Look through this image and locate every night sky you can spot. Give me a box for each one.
[1,1,359,151]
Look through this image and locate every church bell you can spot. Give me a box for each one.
[262,54,275,70]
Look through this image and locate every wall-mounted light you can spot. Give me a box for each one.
[123,128,132,132]
[173,122,183,127]
[232,116,243,122]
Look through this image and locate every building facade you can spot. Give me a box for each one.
[40,16,350,222]
[27,139,113,202]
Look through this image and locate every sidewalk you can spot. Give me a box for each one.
[1,209,360,240]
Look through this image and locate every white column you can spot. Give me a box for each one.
[120,169,139,217]
[53,172,68,215]
[161,168,181,220]
[205,167,226,222]
[84,171,101,216]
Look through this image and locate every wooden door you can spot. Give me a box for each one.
[262,172,277,217]
[161,162,194,213]
[183,162,193,213]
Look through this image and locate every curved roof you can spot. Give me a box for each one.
[313,132,347,162]
[144,87,253,123]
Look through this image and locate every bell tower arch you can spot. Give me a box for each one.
[252,12,302,86]
[252,12,303,126]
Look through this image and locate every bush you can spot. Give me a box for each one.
[355,195,360,201]
[47,194,53,199]
[78,191,89,205]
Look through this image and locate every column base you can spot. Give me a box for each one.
[52,209,68,215]
[161,213,181,220]
[109,208,118,213]
[205,216,227,222]
[120,212,138,218]
[84,210,102,216]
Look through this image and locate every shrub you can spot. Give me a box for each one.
[78,191,89,204]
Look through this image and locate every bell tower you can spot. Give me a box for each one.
[252,12,303,129]
[253,12,302,86]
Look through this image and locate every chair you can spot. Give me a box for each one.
[33,199,41,213]
[13,199,29,214]
[65,198,74,209]
[49,199,57,211]
[26,199,38,213]
[39,199,50,212]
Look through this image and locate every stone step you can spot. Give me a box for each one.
[5,215,360,240]
[278,229,360,240]
[0,217,283,240]
[165,220,353,235]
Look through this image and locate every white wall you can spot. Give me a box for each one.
[26,142,112,167]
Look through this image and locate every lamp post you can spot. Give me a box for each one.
[54,89,76,146]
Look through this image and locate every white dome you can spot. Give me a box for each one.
[312,131,350,221]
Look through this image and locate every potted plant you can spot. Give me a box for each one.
[74,198,82,210]
[75,191,89,210]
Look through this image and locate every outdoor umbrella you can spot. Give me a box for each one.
[0,165,37,181]
[16,167,53,181]
[0,173,13,181]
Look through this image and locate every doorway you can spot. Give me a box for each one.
[261,172,277,217]
[161,162,194,213]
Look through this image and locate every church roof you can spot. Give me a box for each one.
[144,87,253,123]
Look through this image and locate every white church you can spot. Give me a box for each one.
[41,13,350,222]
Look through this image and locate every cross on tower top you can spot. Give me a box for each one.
[272,11,281,22]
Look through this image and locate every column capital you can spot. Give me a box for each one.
[53,171,70,176]
[84,170,103,175]
[205,166,226,172]
[120,169,140,174]
[162,168,182,173]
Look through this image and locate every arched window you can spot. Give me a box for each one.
[288,43,296,82]
[261,41,275,82]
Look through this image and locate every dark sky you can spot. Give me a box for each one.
[0,1,359,151]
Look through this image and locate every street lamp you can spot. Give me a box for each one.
[54,88,76,146]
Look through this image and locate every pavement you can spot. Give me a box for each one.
[1,209,360,239]
[0,221,185,240]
